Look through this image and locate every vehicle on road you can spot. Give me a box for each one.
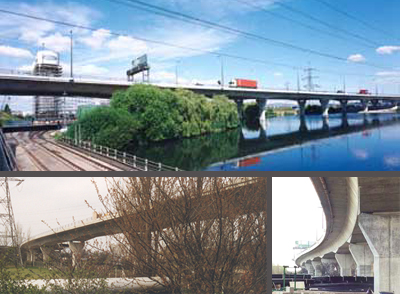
[229,78,258,89]
[359,89,370,94]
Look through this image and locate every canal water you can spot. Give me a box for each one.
[128,112,400,171]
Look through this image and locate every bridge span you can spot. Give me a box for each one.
[296,177,400,294]
[2,73,400,121]
[21,178,265,267]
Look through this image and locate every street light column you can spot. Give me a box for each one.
[70,30,73,79]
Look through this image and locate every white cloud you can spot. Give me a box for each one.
[0,45,33,58]
[75,64,109,76]
[376,46,400,55]
[148,25,236,60]
[38,32,71,53]
[0,2,99,44]
[376,71,400,77]
[273,72,283,77]
[79,29,111,49]
[18,64,34,71]
[347,53,366,63]
[107,36,148,53]
[374,71,400,85]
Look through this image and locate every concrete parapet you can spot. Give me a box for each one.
[335,253,356,276]
[359,213,400,294]
[349,243,374,277]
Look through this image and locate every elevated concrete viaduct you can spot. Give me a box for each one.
[22,178,266,268]
[2,74,400,123]
[296,177,400,294]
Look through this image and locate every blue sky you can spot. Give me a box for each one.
[1,0,400,103]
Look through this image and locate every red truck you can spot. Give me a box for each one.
[229,79,258,89]
[359,89,370,94]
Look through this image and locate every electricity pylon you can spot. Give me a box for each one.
[0,177,24,266]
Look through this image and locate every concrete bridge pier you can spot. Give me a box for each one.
[322,115,329,131]
[321,257,340,276]
[235,99,243,121]
[341,113,349,128]
[69,241,85,267]
[320,99,330,117]
[256,99,267,123]
[305,260,315,275]
[40,246,53,262]
[340,100,348,114]
[28,249,37,265]
[349,243,374,277]
[335,253,356,276]
[298,99,307,118]
[360,99,369,112]
[311,258,324,276]
[371,99,379,107]
[359,213,400,294]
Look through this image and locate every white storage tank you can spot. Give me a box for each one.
[33,50,62,76]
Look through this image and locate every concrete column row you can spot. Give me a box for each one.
[359,213,400,294]
[29,241,85,267]
[303,213,400,294]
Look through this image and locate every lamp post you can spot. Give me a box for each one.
[218,55,224,89]
[175,60,180,85]
[62,91,67,127]
[283,265,289,291]
[294,266,298,290]
[70,30,73,79]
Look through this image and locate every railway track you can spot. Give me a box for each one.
[7,131,122,171]
[37,132,121,171]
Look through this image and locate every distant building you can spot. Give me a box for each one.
[33,50,63,120]
[32,50,109,120]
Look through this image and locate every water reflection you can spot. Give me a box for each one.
[128,113,400,171]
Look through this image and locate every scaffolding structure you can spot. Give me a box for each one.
[0,177,24,265]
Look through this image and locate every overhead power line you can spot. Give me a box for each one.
[233,0,375,49]
[273,0,382,47]
[102,0,391,70]
[311,0,400,43]
[0,8,380,77]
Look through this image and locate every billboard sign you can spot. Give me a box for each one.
[127,54,150,76]
[132,54,148,67]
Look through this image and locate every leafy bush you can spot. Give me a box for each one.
[67,84,239,148]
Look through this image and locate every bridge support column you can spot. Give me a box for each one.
[311,258,324,277]
[322,115,329,131]
[340,100,348,114]
[28,249,36,265]
[69,241,85,267]
[361,99,369,112]
[349,243,374,277]
[305,261,315,275]
[256,99,267,122]
[298,99,307,118]
[358,213,400,294]
[335,253,356,276]
[235,99,244,121]
[320,99,330,117]
[299,115,308,133]
[321,258,340,276]
[40,246,53,262]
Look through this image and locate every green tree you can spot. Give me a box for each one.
[4,104,11,114]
